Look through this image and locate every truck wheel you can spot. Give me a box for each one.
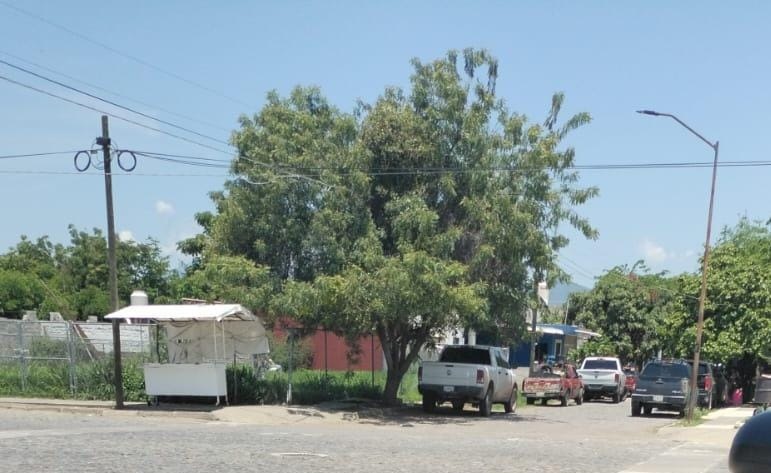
[631,401,641,417]
[526,398,535,405]
[541,398,548,406]
[561,393,568,407]
[479,386,493,417]
[422,394,436,413]
[504,386,517,414]
[452,400,464,412]
[576,389,584,405]
[643,405,652,416]
[612,392,621,404]
[583,392,591,403]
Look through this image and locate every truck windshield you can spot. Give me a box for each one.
[641,363,690,379]
[582,359,617,370]
[439,347,491,365]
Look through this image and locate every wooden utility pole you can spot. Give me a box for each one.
[98,115,124,408]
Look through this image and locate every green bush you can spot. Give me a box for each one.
[0,357,398,405]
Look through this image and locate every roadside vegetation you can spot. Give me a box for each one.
[1,47,768,405]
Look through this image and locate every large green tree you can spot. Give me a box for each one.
[185,49,598,403]
[659,218,771,373]
[568,263,673,368]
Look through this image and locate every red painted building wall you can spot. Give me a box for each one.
[274,323,384,372]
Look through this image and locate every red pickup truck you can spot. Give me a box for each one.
[522,363,584,406]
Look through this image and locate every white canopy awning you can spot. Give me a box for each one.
[104,304,257,322]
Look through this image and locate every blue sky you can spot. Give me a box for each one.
[1,1,769,287]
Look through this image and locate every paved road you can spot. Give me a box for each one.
[0,398,733,473]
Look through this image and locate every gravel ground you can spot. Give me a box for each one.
[0,398,686,473]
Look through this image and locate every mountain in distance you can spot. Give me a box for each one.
[547,281,589,307]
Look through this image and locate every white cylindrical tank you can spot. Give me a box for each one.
[130,290,149,306]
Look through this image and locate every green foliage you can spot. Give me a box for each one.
[0,226,174,319]
[264,331,315,370]
[567,338,618,364]
[279,370,382,405]
[169,254,276,315]
[189,49,597,405]
[569,263,672,367]
[659,218,771,367]
[0,270,45,318]
[0,357,147,402]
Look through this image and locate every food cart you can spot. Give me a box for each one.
[104,304,269,405]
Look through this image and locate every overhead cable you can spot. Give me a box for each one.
[0,151,81,160]
[0,1,252,108]
[0,58,231,147]
[0,49,232,133]
[0,73,233,155]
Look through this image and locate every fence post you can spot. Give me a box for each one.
[66,322,77,394]
[17,321,27,392]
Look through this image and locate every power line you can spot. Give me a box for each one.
[0,73,233,155]
[132,150,231,164]
[0,169,231,177]
[0,151,81,160]
[0,49,232,133]
[0,58,231,147]
[0,1,252,108]
[558,256,597,281]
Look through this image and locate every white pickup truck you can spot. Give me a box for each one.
[577,356,626,403]
[418,345,518,416]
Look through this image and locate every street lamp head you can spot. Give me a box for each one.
[636,110,662,116]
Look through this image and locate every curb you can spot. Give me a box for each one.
[0,401,217,421]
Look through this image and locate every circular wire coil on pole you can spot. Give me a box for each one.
[116,150,137,172]
[73,150,93,172]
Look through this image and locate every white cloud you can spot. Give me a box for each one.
[155,200,174,215]
[641,238,669,263]
[118,230,135,242]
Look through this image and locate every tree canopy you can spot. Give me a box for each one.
[0,226,174,319]
[183,48,598,403]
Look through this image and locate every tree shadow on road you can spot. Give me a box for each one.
[315,401,568,427]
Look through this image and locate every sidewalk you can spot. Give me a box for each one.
[0,396,346,424]
[0,397,218,421]
[619,407,754,473]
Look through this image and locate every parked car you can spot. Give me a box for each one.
[632,359,693,416]
[577,356,626,403]
[522,363,584,406]
[418,345,518,416]
[623,367,637,398]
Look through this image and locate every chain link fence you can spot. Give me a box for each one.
[0,318,158,399]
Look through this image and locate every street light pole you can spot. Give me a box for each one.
[636,110,719,421]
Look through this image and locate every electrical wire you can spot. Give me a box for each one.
[0,58,231,147]
[0,49,232,133]
[0,151,81,160]
[0,73,233,155]
[558,256,598,281]
[0,169,231,177]
[0,1,252,108]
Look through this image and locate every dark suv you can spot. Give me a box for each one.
[632,360,693,416]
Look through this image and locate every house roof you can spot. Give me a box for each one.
[104,304,257,322]
[527,323,602,338]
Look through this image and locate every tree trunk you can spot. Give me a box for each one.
[382,369,403,406]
